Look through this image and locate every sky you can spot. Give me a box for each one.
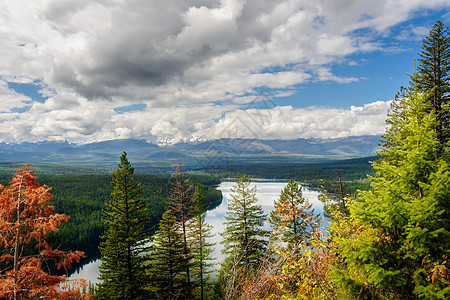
[0,0,449,145]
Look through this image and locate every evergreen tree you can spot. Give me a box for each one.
[329,170,350,216]
[188,184,215,300]
[221,174,268,269]
[332,89,450,299]
[417,20,450,144]
[168,160,194,291]
[147,210,190,300]
[269,179,317,248]
[97,152,150,300]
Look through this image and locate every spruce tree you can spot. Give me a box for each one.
[221,174,268,269]
[417,20,450,144]
[97,152,150,300]
[269,179,317,248]
[168,160,194,291]
[332,89,450,299]
[147,210,190,300]
[188,184,215,300]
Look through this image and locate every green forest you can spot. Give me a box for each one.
[0,169,222,253]
[44,173,222,252]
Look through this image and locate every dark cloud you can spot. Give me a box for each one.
[44,0,300,101]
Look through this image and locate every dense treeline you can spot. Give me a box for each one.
[206,156,376,182]
[38,173,221,252]
[205,155,376,193]
[0,161,110,180]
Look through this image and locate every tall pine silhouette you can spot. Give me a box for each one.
[97,152,150,300]
[188,184,215,300]
[221,174,268,269]
[417,20,450,145]
[168,160,194,294]
[269,179,317,249]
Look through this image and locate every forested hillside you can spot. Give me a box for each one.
[204,155,377,193]
[0,172,222,253]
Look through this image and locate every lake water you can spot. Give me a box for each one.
[69,181,326,285]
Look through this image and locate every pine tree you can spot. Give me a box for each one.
[332,89,450,298]
[221,174,268,269]
[147,210,190,300]
[188,184,215,300]
[417,20,450,145]
[168,160,194,292]
[269,179,317,249]
[329,171,350,216]
[97,152,150,300]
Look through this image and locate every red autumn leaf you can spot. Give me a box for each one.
[0,164,92,299]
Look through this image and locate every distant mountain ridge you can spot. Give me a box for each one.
[171,135,380,156]
[0,135,381,167]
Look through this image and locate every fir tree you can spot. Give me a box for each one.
[188,184,215,300]
[168,160,194,291]
[221,174,268,269]
[97,152,150,300]
[332,89,450,299]
[417,20,450,145]
[269,179,317,249]
[329,171,350,216]
[147,210,190,300]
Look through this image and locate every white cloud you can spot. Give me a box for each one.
[0,0,447,143]
[201,101,391,141]
[0,96,390,144]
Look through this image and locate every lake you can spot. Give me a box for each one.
[69,180,326,285]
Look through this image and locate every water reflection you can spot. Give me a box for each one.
[69,181,326,284]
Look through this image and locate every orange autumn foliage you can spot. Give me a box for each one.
[0,164,92,299]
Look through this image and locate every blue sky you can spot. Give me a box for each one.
[0,1,449,144]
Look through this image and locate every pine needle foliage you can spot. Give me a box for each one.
[168,160,194,292]
[221,174,268,270]
[188,184,216,300]
[417,20,450,145]
[147,210,190,300]
[97,152,150,300]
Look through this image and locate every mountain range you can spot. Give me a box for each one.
[0,135,381,170]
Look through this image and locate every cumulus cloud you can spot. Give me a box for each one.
[200,100,391,141]
[0,0,448,143]
[2,0,446,103]
[0,97,390,144]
